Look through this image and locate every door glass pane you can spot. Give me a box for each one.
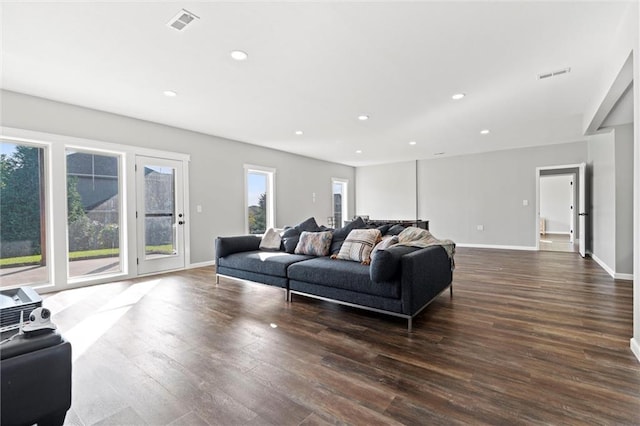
[144,166,176,258]
[247,171,267,234]
[0,142,49,287]
[67,150,121,278]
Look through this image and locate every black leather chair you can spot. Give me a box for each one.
[1,331,72,426]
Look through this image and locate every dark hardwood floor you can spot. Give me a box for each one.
[44,248,639,425]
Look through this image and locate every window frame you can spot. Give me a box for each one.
[244,164,276,234]
[331,177,349,228]
[65,146,125,282]
[0,138,53,289]
[1,126,190,293]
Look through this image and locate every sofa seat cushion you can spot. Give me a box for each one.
[218,251,314,278]
[288,257,400,299]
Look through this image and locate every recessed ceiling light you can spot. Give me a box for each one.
[480,129,491,135]
[355,150,363,154]
[452,93,466,100]
[163,90,177,97]
[357,115,369,121]
[230,50,248,61]
[295,130,303,135]
[409,141,417,145]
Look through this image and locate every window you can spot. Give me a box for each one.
[66,149,122,279]
[245,165,275,234]
[0,142,49,287]
[332,178,348,228]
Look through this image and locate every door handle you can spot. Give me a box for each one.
[178,220,185,225]
[578,212,588,216]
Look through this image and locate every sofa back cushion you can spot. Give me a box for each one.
[294,231,333,256]
[330,216,366,254]
[282,217,323,253]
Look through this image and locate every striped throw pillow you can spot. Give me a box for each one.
[335,229,382,263]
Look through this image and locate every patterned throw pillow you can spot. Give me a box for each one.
[294,231,333,256]
[335,229,382,264]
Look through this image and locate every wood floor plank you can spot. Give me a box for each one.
[43,247,640,425]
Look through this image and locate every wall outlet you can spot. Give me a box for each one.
[477,225,484,231]
[196,205,202,213]
[522,199,529,206]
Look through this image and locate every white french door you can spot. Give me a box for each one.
[136,156,185,274]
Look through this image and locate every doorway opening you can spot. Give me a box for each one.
[536,164,587,256]
[539,173,576,253]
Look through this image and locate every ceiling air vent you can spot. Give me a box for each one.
[538,67,571,80]
[167,9,199,31]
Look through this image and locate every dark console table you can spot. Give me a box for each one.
[365,219,429,230]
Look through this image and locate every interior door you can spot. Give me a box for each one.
[578,163,587,257]
[136,156,185,274]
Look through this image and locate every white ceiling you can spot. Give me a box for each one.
[1,1,633,166]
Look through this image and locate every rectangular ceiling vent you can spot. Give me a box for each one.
[538,67,571,80]
[167,9,199,31]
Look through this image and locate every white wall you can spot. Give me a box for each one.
[614,123,634,275]
[587,131,617,271]
[540,175,573,234]
[416,142,587,247]
[355,142,588,247]
[355,161,417,220]
[0,90,355,265]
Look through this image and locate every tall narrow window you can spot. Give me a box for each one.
[332,178,348,228]
[0,142,49,287]
[66,150,122,278]
[245,165,275,234]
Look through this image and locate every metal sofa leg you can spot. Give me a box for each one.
[215,274,219,284]
[450,283,453,297]
[407,317,413,332]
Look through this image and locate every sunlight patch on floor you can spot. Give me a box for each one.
[64,279,160,362]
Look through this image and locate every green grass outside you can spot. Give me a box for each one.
[0,254,42,267]
[145,244,174,254]
[1,244,174,268]
[0,247,120,267]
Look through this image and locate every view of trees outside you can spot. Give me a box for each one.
[0,143,47,282]
[66,150,121,277]
[247,171,267,234]
[249,192,267,234]
[0,143,124,287]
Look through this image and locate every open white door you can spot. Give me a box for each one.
[578,162,587,257]
[136,156,186,274]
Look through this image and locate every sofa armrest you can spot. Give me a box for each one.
[215,235,262,263]
[399,245,453,315]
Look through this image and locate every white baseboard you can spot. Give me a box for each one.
[631,338,640,363]
[456,243,537,251]
[614,272,634,281]
[589,253,633,280]
[590,253,615,278]
[188,260,216,269]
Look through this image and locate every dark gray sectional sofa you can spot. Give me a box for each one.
[215,225,454,330]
